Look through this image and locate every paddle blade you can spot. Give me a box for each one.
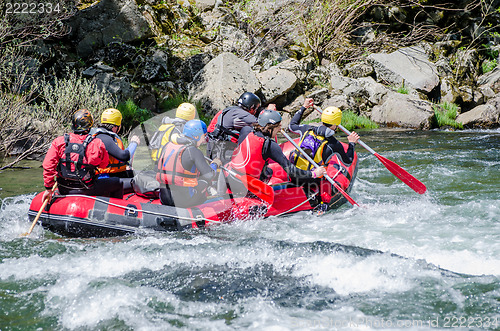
[240,175,274,205]
[375,153,427,194]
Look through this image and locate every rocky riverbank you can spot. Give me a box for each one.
[6,0,500,141]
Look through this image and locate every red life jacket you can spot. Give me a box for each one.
[227,132,268,179]
[57,133,99,189]
[207,107,240,144]
[156,143,199,187]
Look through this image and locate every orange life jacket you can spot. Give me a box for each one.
[92,128,127,174]
[156,143,199,187]
[227,132,268,179]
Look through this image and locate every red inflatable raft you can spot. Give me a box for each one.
[28,139,358,237]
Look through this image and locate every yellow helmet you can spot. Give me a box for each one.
[176,103,196,121]
[101,108,122,126]
[321,106,342,126]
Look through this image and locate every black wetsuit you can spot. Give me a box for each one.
[289,107,355,164]
[207,106,257,163]
[94,131,138,193]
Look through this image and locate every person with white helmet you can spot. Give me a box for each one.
[156,120,220,207]
[149,102,197,162]
[288,98,359,169]
[91,108,141,193]
[224,109,326,196]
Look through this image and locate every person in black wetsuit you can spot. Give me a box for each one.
[156,120,220,207]
[225,109,326,197]
[91,108,140,193]
[206,91,277,164]
[288,98,359,169]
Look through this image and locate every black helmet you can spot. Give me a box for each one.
[257,109,282,127]
[72,109,94,133]
[237,92,261,115]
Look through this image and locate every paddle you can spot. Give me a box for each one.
[204,157,274,205]
[22,182,58,237]
[281,129,359,207]
[313,106,427,195]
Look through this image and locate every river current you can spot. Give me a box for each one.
[0,129,499,330]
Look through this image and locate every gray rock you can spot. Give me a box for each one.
[193,0,217,12]
[68,0,153,57]
[344,61,374,78]
[478,67,500,94]
[456,97,500,128]
[368,46,440,94]
[371,92,435,129]
[188,52,261,115]
[91,72,134,102]
[258,68,298,104]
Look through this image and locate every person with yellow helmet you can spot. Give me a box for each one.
[42,109,123,202]
[288,98,360,170]
[90,108,140,193]
[149,102,197,162]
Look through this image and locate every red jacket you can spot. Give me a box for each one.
[42,133,109,189]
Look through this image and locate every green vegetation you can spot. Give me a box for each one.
[433,102,463,129]
[395,85,409,94]
[482,58,497,74]
[305,109,378,131]
[116,99,153,135]
[341,110,379,130]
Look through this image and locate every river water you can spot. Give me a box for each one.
[0,129,499,330]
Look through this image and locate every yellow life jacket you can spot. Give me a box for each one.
[149,123,180,162]
[290,129,328,170]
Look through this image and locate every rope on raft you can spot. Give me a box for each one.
[52,173,344,225]
[54,194,220,223]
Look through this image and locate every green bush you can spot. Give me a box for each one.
[433,102,463,129]
[116,99,153,135]
[41,70,116,130]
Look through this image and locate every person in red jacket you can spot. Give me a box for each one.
[225,109,326,197]
[42,109,123,202]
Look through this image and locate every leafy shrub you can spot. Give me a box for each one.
[41,70,116,130]
[341,110,379,130]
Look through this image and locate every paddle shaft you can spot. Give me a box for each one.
[337,124,376,154]
[281,130,358,206]
[23,182,57,237]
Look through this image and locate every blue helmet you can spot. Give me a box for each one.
[183,119,207,141]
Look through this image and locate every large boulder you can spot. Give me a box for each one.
[456,96,500,128]
[257,67,298,104]
[368,46,440,94]
[371,92,435,129]
[478,67,500,94]
[188,52,261,115]
[330,75,391,106]
[68,0,153,57]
